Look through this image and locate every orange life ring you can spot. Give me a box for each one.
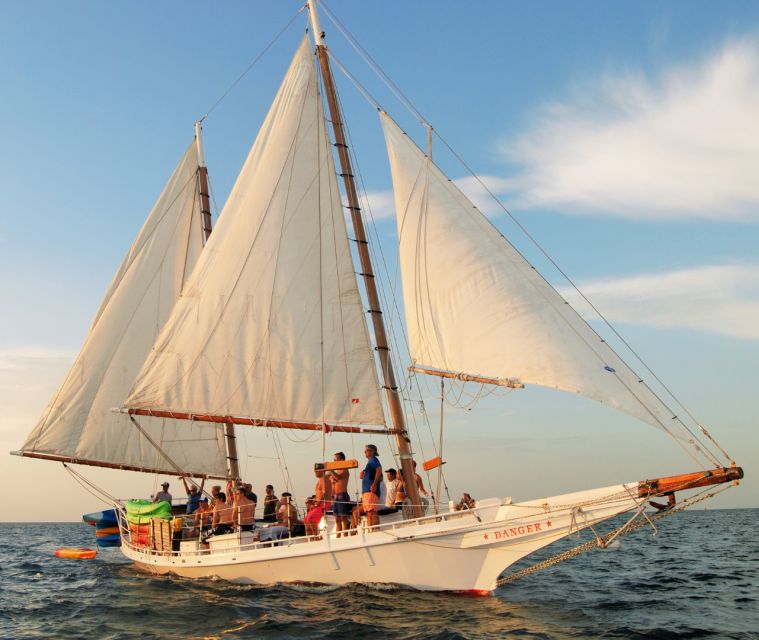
[54,547,97,560]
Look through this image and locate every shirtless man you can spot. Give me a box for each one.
[232,486,256,531]
[209,492,234,537]
[328,451,351,537]
[304,469,333,537]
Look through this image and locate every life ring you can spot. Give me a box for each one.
[54,547,97,560]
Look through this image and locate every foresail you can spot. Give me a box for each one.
[19,142,228,478]
[125,37,385,428]
[381,112,682,432]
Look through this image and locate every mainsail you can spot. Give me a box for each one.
[125,37,385,428]
[18,142,228,477]
[381,112,684,433]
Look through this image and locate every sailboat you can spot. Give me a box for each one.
[13,1,742,593]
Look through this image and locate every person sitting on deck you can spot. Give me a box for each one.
[276,492,300,535]
[455,493,476,511]
[328,452,352,538]
[194,498,212,531]
[180,476,205,514]
[208,492,234,538]
[153,482,172,504]
[351,444,382,532]
[232,485,256,532]
[263,485,278,523]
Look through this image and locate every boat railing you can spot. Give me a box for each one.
[117,498,496,559]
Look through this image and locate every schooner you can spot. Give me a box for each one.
[13,1,742,593]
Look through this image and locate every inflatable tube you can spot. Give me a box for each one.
[54,547,97,560]
[129,522,150,546]
[125,499,171,525]
[95,526,121,537]
[82,508,118,527]
[95,534,121,548]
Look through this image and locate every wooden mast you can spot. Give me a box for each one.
[306,0,423,516]
[195,121,241,484]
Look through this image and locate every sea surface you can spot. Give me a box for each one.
[0,509,756,639]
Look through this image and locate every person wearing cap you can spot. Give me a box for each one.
[351,444,382,530]
[153,482,173,504]
[180,476,205,514]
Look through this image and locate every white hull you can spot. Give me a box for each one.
[120,482,643,592]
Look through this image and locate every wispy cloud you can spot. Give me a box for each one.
[563,263,759,340]
[502,40,759,221]
[358,190,395,220]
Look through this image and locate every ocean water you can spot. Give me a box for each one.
[0,509,756,639]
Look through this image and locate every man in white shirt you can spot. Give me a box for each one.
[384,468,399,508]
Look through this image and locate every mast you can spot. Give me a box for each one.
[306,0,422,516]
[195,120,241,484]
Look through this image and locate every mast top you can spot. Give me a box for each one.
[306,0,326,45]
[194,121,206,168]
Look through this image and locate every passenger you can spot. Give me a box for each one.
[262,484,278,523]
[328,451,352,538]
[209,491,234,537]
[304,469,332,538]
[232,486,256,532]
[395,470,407,508]
[180,476,205,514]
[153,482,172,504]
[384,468,399,508]
[242,483,257,519]
[455,492,476,511]
[194,498,212,532]
[210,485,222,500]
[276,492,300,535]
[351,444,382,531]
[412,460,429,497]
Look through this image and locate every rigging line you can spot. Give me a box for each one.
[331,60,439,479]
[63,463,120,506]
[200,9,304,121]
[329,58,405,446]
[317,63,327,462]
[319,0,427,127]
[128,415,191,477]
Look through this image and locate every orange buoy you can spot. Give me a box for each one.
[54,547,97,560]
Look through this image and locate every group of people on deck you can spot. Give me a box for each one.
[153,443,430,542]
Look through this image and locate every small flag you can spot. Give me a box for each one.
[351,398,360,404]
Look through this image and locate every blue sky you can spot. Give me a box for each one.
[1,1,757,521]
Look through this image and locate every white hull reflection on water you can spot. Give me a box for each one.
[1,509,756,639]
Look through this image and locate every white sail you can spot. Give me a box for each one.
[381,112,681,432]
[19,142,228,477]
[125,38,385,428]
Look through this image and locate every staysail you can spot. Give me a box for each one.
[18,141,228,477]
[125,37,385,428]
[381,112,683,432]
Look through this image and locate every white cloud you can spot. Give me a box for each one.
[503,40,759,221]
[562,263,759,340]
[358,190,395,220]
